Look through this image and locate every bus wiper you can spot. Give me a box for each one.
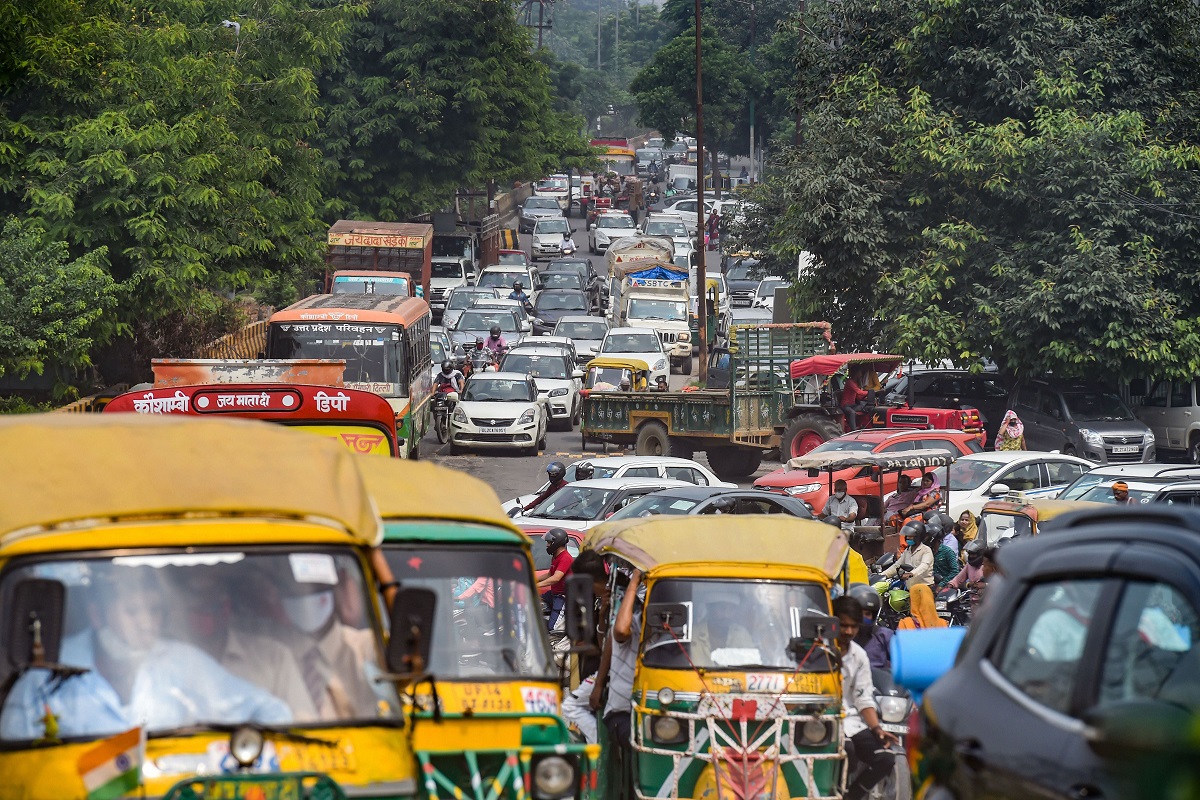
[152,722,337,747]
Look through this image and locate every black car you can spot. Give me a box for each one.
[723,255,765,308]
[547,257,603,301]
[531,289,591,335]
[910,507,1200,800]
[542,267,601,313]
[607,486,815,521]
[883,369,1011,440]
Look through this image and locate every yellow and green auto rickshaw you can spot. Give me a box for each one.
[0,414,412,800]
[576,516,849,800]
[977,493,1105,542]
[356,456,600,800]
[582,357,651,394]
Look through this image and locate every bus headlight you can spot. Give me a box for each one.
[649,715,687,745]
[532,755,577,799]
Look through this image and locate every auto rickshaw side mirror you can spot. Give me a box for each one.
[564,575,595,647]
[385,587,437,679]
[645,602,691,637]
[5,578,66,669]
[1083,699,1193,761]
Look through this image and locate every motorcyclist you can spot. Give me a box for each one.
[535,528,575,630]
[560,231,577,256]
[522,461,569,513]
[880,519,934,589]
[946,540,991,592]
[508,281,531,306]
[574,462,595,481]
[848,583,893,670]
[433,359,464,401]
[923,514,961,588]
[484,325,508,357]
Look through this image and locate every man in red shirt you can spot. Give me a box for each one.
[840,368,870,431]
[536,528,575,630]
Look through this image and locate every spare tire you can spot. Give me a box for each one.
[781,414,844,459]
[707,446,764,480]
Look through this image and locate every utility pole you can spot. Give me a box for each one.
[614,0,620,78]
[518,0,553,48]
[748,0,756,182]
[597,0,602,68]
[794,0,805,146]
[695,0,709,384]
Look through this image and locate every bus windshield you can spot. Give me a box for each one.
[332,276,410,296]
[0,549,397,742]
[268,322,405,393]
[381,545,553,679]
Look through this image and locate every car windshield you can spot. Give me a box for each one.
[430,261,466,279]
[0,549,396,742]
[536,178,567,191]
[454,310,519,333]
[640,579,831,671]
[526,197,560,208]
[1077,484,1156,504]
[608,493,700,520]
[463,377,534,402]
[1061,391,1135,421]
[598,216,635,229]
[478,271,526,288]
[447,290,492,310]
[497,254,528,266]
[603,333,661,354]
[381,545,552,679]
[758,280,785,297]
[948,459,1006,490]
[542,273,584,290]
[537,293,589,312]
[529,486,617,521]
[557,321,608,340]
[535,219,571,235]
[431,338,447,363]
[628,298,687,322]
[645,221,689,237]
[726,260,760,281]
[500,354,569,379]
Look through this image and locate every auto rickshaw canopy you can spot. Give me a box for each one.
[0,414,382,546]
[584,357,650,391]
[355,456,524,539]
[980,496,1105,524]
[786,448,958,473]
[585,516,847,581]
[789,353,903,380]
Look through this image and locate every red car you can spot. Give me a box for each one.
[754,428,985,518]
[497,249,531,268]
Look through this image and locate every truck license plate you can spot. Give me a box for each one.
[1112,445,1139,454]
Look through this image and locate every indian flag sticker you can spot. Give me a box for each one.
[77,727,143,800]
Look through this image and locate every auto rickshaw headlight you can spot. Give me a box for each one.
[230,725,264,768]
[657,687,675,706]
[796,718,833,747]
[650,715,688,744]
[532,755,577,799]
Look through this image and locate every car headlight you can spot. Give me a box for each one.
[795,718,834,747]
[519,409,537,425]
[452,406,468,424]
[784,483,823,496]
[649,715,688,745]
[654,359,667,371]
[1079,428,1104,447]
[549,387,568,397]
[677,332,690,342]
[1144,430,1156,444]
[878,695,910,724]
[532,756,577,799]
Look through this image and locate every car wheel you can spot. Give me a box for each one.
[572,399,582,426]
[680,356,692,376]
[1189,435,1200,464]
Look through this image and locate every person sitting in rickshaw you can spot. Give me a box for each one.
[883,474,919,529]
[900,472,942,518]
[692,588,755,665]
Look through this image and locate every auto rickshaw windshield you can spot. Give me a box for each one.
[641,579,831,671]
[0,549,397,743]
[979,511,1033,544]
[586,366,630,391]
[380,546,553,680]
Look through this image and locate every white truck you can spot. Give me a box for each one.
[607,239,692,375]
[666,163,697,192]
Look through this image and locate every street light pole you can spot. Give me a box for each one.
[695,0,708,384]
[748,0,756,182]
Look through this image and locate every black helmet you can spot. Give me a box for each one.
[899,518,926,543]
[574,462,595,480]
[546,461,566,482]
[847,583,882,620]
[544,528,569,550]
[963,539,987,567]
[936,511,955,531]
[441,360,454,374]
[489,325,501,338]
[513,281,523,289]
[925,515,944,539]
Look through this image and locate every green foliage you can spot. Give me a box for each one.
[0,396,53,414]
[0,217,117,379]
[739,0,1200,381]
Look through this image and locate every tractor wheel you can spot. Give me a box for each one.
[635,421,672,456]
[781,415,844,459]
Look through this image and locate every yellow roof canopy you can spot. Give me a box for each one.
[584,516,848,579]
[355,456,520,532]
[0,414,381,545]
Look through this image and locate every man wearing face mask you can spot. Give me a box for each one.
[821,480,859,530]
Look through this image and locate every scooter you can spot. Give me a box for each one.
[935,585,976,627]
[868,668,914,800]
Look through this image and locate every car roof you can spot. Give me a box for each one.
[639,486,743,499]
[468,371,531,382]
[567,478,694,489]
[957,451,1093,464]
[503,347,566,357]
[474,298,521,306]
[1078,463,1200,478]
[538,288,587,295]
[579,455,709,468]
[606,327,659,335]
[556,315,606,324]
[1153,481,1200,492]
[999,513,1200,572]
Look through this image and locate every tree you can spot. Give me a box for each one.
[317,0,593,221]
[738,0,1200,380]
[0,218,117,381]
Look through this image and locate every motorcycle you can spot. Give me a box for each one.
[935,585,977,627]
[560,239,578,258]
[469,348,497,375]
[869,554,912,631]
[433,384,457,444]
[868,668,915,800]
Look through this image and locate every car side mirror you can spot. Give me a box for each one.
[989,482,1011,496]
[1083,699,1194,761]
[5,578,65,669]
[572,370,584,380]
[385,587,437,679]
[564,575,595,647]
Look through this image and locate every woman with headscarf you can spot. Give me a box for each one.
[901,472,942,518]
[954,510,979,546]
[994,410,1026,451]
[897,584,948,630]
[883,474,920,529]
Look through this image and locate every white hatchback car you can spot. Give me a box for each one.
[588,212,637,254]
[502,456,737,513]
[449,372,547,456]
[531,217,574,261]
[598,327,669,385]
[499,347,583,431]
[945,450,1095,517]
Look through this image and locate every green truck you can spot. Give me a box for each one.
[580,322,831,479]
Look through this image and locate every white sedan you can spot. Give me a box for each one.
[502,456,737,513]
[499,347,583,431]
[588,213,636,254]
[598,327,669,385]
[449,372,547,456]
[512,477,694,531]
[945,451,1095,517]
